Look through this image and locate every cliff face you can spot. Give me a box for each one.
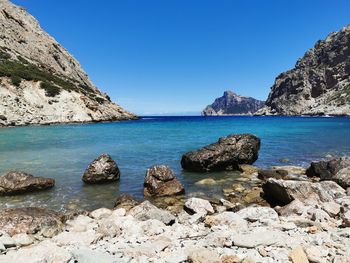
[202,91,265,116]
[0,0,137,126]
[257,25,350,116]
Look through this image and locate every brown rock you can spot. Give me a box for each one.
[258,169,288,180]
[114,193,141,211]
[144,165,185,197]
[0,171,54,195]
[0,207,65,237]
[221,255,241,263]
[289,246,309,263]
[82,154,120,184]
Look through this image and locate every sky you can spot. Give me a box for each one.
[12,0,350,115]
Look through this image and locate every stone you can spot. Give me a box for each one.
[341,210,350,227]
[114,193,141,211]
[144,165,184,197]
[70,247,118,263]
[128,201,175,225]
[204,212,247,228]
[181,134,260,172]
[305,246,325,263]
[289,246,309,263]
[82,154,120,184]
[184,198,214,215]
[262,178,346,206]
[332,167,350,188]
[236,206,279,224]
[306,157,350,181]
[202,90,265,116]
[195,178,218,185]
[258,169,288,180]
[188,248,221,263]
[271,166,306,175]
[0,207,64,237]
[232,230,286,248]
[0,235,16,248]
[89,208,112,220]
[0,171,54,195]
[221,255,241,263]
[12,233,35,247]
[321,201,341,216]
[0,0,137,127]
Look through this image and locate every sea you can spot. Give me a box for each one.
[0,116,349,211]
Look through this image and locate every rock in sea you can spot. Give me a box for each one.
[82,154,120,184]
[0,171,54,195]
[144,165,185,197]
[181,134,260,172]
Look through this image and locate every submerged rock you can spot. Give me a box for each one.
[114,193,141,211]
[144,165,184,197]
[0,171,54,195]
[258,169,288,180]
[82,154,120,184]
[181,134,260,172]
[0,207,65,237]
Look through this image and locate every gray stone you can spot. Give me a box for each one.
[128,201,175,225]
[232,230,286,248]
[185,198,214,215]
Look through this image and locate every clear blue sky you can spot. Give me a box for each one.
[12,0,350,115]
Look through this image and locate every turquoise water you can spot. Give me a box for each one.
[0,116,349,211]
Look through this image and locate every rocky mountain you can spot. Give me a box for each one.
[202,91,265,116]
[257,25,350,116]
[0,0,137,126]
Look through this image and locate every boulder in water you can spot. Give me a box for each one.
[82,154,120,184]
[0,171,54,195]
[144,165,185,197]
[181,134,260,172]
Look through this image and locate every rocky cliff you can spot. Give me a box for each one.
[0,0,137,126]
[202,91,264,116]
[257,25,350,116]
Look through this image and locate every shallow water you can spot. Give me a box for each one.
[0,116,349,211]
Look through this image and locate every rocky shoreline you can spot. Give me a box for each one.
[0,135,349,262]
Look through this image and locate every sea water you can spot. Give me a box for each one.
[0,116,349,211]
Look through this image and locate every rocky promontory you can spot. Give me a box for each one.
[203,91,265,116]
[257,25,350,116]
[0,0,137,126]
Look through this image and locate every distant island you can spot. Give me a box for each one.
[202,90,264,116]
[0,0,136,127]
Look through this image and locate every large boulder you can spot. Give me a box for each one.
[0,171,54,195]
[262,178,346,206]
[82,154,120,184]
[306,157,350,180]
[144,165,185,197]
[0,207,65,237]
[181,134,260,172]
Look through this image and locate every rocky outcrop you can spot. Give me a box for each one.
[181,134,260,172]
[256,25,350,116]
[202,91,265,116]
[82,154,120,184]
[0,0,136,126]
[143,165,185,197]
[306,156,350,188]
[0,171,54,195]
[0,207,65,237]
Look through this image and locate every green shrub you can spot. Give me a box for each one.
[10,75,21,87]
[40,81,61,97]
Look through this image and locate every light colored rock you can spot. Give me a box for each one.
[70,247,117,263]
[0,240,71,263]
[204,212,247,229]
[12,233,34,247]
[195,178,218,185]
[271,166,306,175]
[90,208,113,220]
[53,231,96,246]
[185,198,214,215]
[236,206,279,224]
[232,229,286,248]
[221,254,241,263]
[305,246,325,263]
[188,248,221,263]
[289,246,309,263]
[321,201,341,216]
[128,201,175,225]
